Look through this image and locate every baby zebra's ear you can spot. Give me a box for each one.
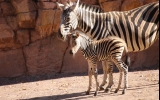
[72,31,79,39]
[75,31,79,38]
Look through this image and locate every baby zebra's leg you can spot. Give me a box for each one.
[93,65,99,96]
[104,61,114,93]
[114,67,123,93]
[99,61,108,90]
[86,60,93,95]
[86,60,99,96]
[113,59,128,94]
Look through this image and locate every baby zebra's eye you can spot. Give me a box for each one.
[72,35,76,39]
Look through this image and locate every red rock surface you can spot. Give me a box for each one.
[121,0,143,11]
[0,0,159,77]
[99,0,122,12]
[0,49,26,77]
[23,34,68,75]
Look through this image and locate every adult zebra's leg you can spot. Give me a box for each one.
[105,61,114,93]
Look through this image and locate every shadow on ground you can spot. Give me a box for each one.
[0,67,158,86]
[20,83,158,100]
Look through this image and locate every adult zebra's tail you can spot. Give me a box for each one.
[123,41,130,67]
[125,53,130,67]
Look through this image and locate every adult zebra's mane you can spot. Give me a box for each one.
[78,2,104,13]
[64,1,104,13]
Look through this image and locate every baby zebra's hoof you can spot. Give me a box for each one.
[122,90,126,94]
[114,89,119,93]
[94,92,97,96]
[104,88,111,93]
[86,91,90,95]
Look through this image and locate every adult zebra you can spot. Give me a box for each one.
[57,0,159,91]
[57,1,115,92]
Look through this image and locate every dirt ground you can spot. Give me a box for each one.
[0,69,159,100]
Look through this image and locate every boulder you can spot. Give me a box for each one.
[11,0,37,29]
[0,0,4,2]
[143,0,158,5]
[58,0,68,4]
[0,17,15,51]
[17,11,37,28]
[37,1,57,9]
[62,49,88,73]
[121,0,143,11]
[36,9,61,37]
[10,0,37,13]
[6,16,19,31]
[81,0,99,5]
[0,4,2,17]
[31,29,42,42]
[52,9,62,32]
[129,40,159,70]
[98,0,105,3]
[16,29,30,47]
[0,48,26,78]
[23,34,68,75]
[99,0,122,12]
[0,1,15,16]
[37,0,51,1]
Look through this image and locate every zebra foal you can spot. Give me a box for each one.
[69,31,130,96]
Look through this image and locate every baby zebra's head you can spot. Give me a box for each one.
[69,30,91,56]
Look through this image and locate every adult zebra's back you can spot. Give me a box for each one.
[57,0,159,52]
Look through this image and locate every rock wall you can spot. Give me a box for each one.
[0,0,159,77]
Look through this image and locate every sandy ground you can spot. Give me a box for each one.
[0,70,159,100]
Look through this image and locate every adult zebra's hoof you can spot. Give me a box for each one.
[99,87,105,91]
[86,91,90,95]
[122,90,126,94]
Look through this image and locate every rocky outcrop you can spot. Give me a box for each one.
[0,0,159,77]
[121,0,143,11]
[129,40,159,70]
[23,34,68,75]
[99,0,122,12]
[0,48,26,77]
